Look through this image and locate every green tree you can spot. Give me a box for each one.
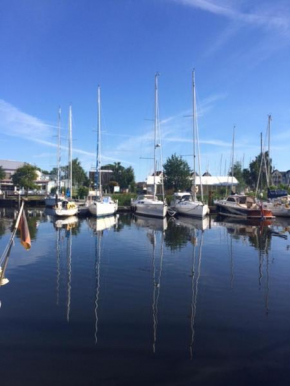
[72,158,89,186]
[12,164,38,194]
[243,151,272,190]
[0,166,6,180]
[77,186,89,199]
[101,162,135,191]
[62,158,90,188]
[229,161,246,192]
[163,154,191,191]
[121,166,135,190]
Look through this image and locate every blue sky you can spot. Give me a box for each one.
[1,0,290,182]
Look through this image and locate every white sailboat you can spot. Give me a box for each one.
[171,70,209,218]
[261,115,290,217]
[53,106,78,217]
[88,86,118,217]
[133,73,167,218]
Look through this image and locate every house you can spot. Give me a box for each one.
[146,171,164,195]
[193,174,239,195]
[271,170,290,186]
[0,159,55,195]
[0,160,25,193]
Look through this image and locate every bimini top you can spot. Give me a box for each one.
[267,189,288,199]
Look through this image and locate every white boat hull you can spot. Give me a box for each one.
[174,201,209,218]
[54,207,78,217]
[135,201,167,218]
[263,202,290,217]
[88,201,118,217]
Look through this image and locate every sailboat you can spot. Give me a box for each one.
[88,86,118,217]
[53,106,78,217]
[261,115,290,217]
[133,73,168,218]
[171,70,209,218]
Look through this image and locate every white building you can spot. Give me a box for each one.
[0,159,56,195]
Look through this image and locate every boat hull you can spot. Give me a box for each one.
[216,202,274,219]
[135,202,167,218]
[88,201,118,217]
[263,202,290,217]
[54,207,78,217]
[173,201,209,218]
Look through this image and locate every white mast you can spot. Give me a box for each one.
[57,107,61,195]
[97,86,102,196]
[192,70,197,202]
[268,114,272,186]
[231,126,235,192]
[153,73,159,199]
[68,105,73,198]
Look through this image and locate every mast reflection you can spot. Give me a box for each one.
[53,216,78,322]
[87,215,118,344]
[149,229,164,353]
[189,228,204,359]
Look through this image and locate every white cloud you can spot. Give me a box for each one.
[174,0,290,32]
[172,0,290,66]
[0,99,54,139]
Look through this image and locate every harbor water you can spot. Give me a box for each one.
[0,208,290,385]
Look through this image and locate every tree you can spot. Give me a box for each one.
[163,154,191,191]
[62,158,90,187]
[121,166,135,190]
[101,162,135,191]
[243,151,272,190]
[0,166,6,181]
[77,186,89,199]
[229,161,246,192]
[12,164,38,193]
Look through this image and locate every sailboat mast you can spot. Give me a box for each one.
[153,73,159,198]
[57,107,61,195]
[192,70,197,202]
[68,105,73,198]
[231,126,235,192]
[97,86,102,196]
[268,114,271,186]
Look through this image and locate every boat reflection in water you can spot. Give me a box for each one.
[87,215,118,233]
[174,215,211,231]
[214,215,289,315]
[270,217,290,237]
[55,216,78,230]
[132,214,168,232]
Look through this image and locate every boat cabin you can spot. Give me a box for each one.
[226,195,256,208]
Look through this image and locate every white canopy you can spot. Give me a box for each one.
[194,176,239,186]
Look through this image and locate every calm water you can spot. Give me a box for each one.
[1,208,290,386]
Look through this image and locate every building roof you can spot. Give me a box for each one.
[0,159,25,170]
[194,175,239,186]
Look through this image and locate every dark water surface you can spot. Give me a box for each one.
[1,208,290,386]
